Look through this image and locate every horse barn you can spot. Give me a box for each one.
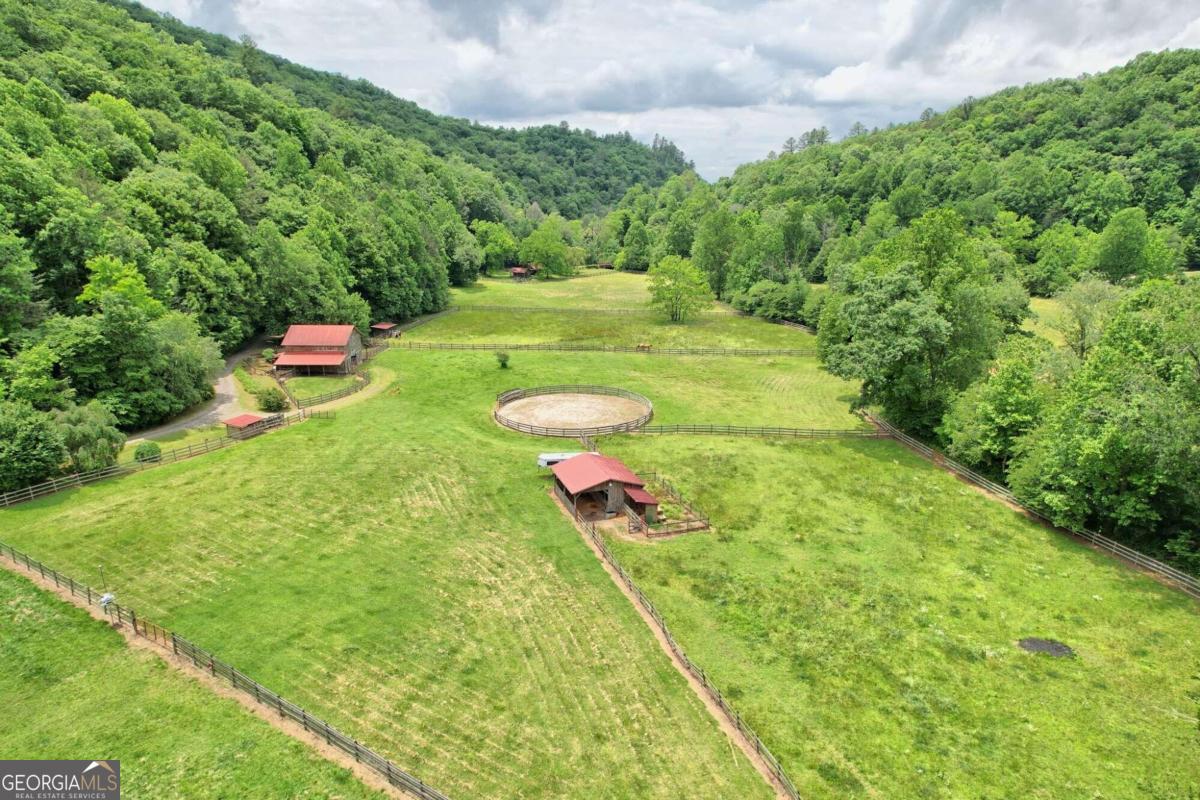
[551,453,658,522]
[370,322,400,339]
[274,324,363,374]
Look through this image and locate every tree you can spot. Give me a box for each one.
[77,255,165,317]
[471,220,518,274]
[648,256,713,323]
[692,208,738,298]
[54,400,125,472]
[1052,276,1122,360]
[617,219,651,271]
[1024,221,1088,296]
[0,226,34,345]
[519,217,572,277]
[0,401,67,491]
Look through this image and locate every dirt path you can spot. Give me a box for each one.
[550,490,793,800]
[127,337,266,444]
[0,556,412,800]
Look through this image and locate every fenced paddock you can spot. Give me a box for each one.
[0,410,334,509]
[867,414,1200,601]
[625,472,711,537]
[0,540,450,800]
[636,424,884,439]
[553,484,800,800]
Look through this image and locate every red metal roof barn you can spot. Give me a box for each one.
[274,324,363,373]
[551,454,657,521]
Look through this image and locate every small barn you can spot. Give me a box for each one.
[597,261,614,270]
[370,322,400,339]
[223,413,267,438]
[551,453,658,521]
[510,266,529,281]
[274,324,363,374]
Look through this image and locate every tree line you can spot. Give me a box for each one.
[594,50,1200,573]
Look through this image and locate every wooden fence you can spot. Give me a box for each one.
[402,341,818,358]
[495,385,654,437]
[633,471,711,536]
[294,370,372,409]
[554,484,801,799]
[0,541,450,800]
[0,410,334,509]
[452,304,738,316]
[867,414,1200,600]
[637,424,884,439]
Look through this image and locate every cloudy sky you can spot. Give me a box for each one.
[144,0,1200,179]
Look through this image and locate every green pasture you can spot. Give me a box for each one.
[452,269,662,309]
[119,424,227,463]
[286,373,362,401]
[599,433,1200,800]
[0,569,383,799]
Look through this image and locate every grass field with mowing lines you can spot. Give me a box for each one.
[598,433,1200,800]
[0,569,384,799]
[410,308,808,349]
[0,348,776,800]
[119,423,227,463]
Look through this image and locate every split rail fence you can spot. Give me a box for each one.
[637,424,884,439]
[0,541,450,800]
[0,409,334,509]
[292,369,373,409]
[404,341,817,357]
[554,484,801,799]
[630,471,711,536]
[867,414,1200,600]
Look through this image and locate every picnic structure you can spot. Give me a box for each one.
[273,324,363,374]
[369,322,400,339]
[551,453,658,522]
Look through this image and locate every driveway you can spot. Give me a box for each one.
[126,337,267,443]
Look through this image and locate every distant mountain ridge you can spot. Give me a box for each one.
[103,0,693,218]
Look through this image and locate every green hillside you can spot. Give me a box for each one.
[105,0,691,218]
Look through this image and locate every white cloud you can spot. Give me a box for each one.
[143,0,1200,179]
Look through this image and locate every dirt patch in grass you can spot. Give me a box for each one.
[500,392,649,430]
[1018,637,1075,657]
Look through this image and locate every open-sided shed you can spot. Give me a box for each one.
[551,453,657,520]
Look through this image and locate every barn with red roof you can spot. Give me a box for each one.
[274,324,363,374]
[551,453,658,522]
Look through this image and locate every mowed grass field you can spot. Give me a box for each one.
[599,434,1200,799]
[0,346,775,800]
[453,269,666,309]
[0,569,384,799]
[3,272,1197,799]
[286,373,361,401]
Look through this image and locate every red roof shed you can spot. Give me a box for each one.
[551,454,644,495]
[370,322,397,331]
[274,352,349,367]
[625,486,659,506]
[222,413,265,429]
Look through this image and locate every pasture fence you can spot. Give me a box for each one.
[866,414,1200,600]
[0,410,334,509]
[0,540,451,800]
[633,471,711,536]
[637,423,884,439]
[494,385,654,438]
[452,304,738,316]
[553,483,801,799]
[402,341,818,358]
[293,370,372,409]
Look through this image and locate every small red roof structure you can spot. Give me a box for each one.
[370,322,397,331]
[511,266,528,275]
[280,324,356,348]
[274,352,348,367]
[222,413,265,429]
[625,486,659,506]
[551,453,644,495]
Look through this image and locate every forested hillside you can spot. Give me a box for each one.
[599,51,1200,573]
[106,0,692,218]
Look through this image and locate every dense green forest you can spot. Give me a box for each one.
[0,0,675,459]
[106,0,692,219]
[601,51,1200,572]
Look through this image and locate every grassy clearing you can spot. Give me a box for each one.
[286,373,361,401]
[232,365,280,409]
[0,349,772,800]
[410,308,810,349]
[0,568,383,799]
[1023,296,1066,346]
[598,433,1200,800]
[453,270,664,309]
[119,424,228,463]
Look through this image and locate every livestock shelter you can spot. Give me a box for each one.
[510,266,529,281]
[551,453,658,521]
[274,324,363,374]
[370,322,400,339]
[223,413,269,438]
